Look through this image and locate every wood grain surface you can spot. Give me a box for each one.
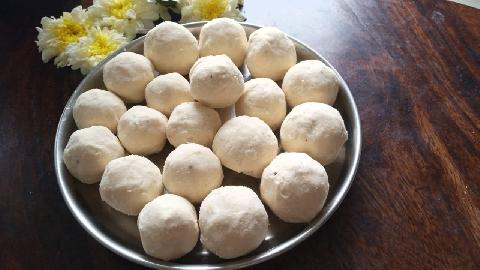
[0,0,479,269]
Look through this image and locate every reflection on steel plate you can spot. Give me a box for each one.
[448,0,480,9]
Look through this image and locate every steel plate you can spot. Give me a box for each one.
[54,22,361,269]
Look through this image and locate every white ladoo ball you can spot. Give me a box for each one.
[199,186,268,259]
[212,116,278,178]
[73,89,126,133]
[144,21,199,75]
[99,155,163,216]
[280,102,348,165]
[282,60,339,107]
[138,194,199,261]
[189,55,244,108]
[235,78,286,130]
[145,72,193,116]
[103,52,155,103]
[261,152,329,223]
[198,18,248,67]
[245,27,297,81]
[163,143,223,203]
[117,106,168,155]
[63,126,124,184]
[166,102,221,148]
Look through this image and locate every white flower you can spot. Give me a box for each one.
[66,27,128,74]
[88,0,168,38]
[178,0,245,23]
[36,6,90,66]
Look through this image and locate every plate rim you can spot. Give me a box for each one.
[54,21,362,269]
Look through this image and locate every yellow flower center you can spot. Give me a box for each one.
[198,0,227,20]
[53,17,86,49]
[108,0,134,19]
[87,31,118,56]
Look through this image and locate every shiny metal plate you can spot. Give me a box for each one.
[54,22,361,269]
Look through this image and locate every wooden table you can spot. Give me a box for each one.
[1,0,479,269]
